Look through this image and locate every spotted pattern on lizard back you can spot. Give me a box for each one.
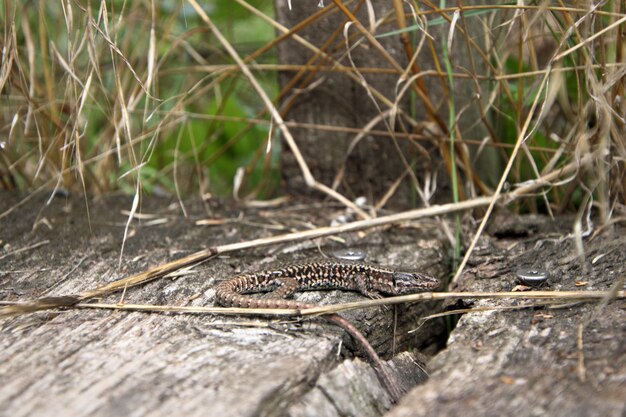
[215,260,440,309]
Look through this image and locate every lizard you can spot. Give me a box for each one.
[214,260,440,402]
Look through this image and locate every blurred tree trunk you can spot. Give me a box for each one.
[274,0,486,208]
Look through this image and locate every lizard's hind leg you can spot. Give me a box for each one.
[262,277,300,299]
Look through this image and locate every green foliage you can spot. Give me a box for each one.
[3,0,278,198]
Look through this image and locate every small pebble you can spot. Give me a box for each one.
[515,268,549,286]
[331,249,366,261]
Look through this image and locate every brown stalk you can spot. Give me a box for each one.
[35,289,619,318]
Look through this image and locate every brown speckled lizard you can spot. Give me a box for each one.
[215,260,440,402]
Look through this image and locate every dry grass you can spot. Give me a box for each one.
[1,1,625,247]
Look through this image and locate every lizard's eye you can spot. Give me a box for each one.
[392,272,418,293]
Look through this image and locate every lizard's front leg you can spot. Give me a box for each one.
[355,274,383,300]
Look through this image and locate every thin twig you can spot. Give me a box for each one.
[298,290,625,316]
[0,240,50,261]
[33,289,626,317]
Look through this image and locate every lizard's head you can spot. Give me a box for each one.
[391,272,440,294]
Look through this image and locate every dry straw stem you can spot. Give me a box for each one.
[2,289,624,318]
[0,150,596,318]
[138,107,569,153]
[164,62,623,81]
[59,289,624,318]
[299,290,626,316]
